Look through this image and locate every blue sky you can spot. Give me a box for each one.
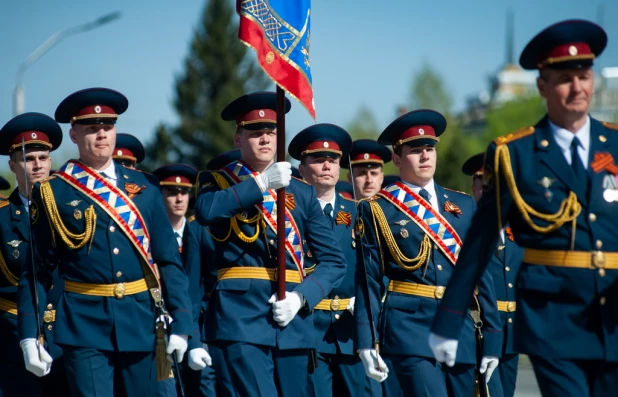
[1,0,616,172]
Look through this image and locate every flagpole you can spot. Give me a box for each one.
[276,86,287,300]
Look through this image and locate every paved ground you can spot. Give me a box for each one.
[515,355,541,397]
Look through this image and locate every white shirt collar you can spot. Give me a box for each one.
[548,116,591,169]
[317,192,337,212]
[174,218,186,247]
[96,161,118,185]
[401,179,439,210]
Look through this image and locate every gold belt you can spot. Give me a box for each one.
[524,249,618,269]
[44,310,56,323]
[217,267,302,284]
[0,297,17,315]
[64,278,148,299]
[497,301,516,312]
[315,297,351,311]
[388,280,446,299]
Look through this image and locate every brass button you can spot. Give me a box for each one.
[334,314,340,320]
[50,284,54,290]
[434,286,445,299]
[110,225,116,232]
[593,251,606,268]
[43,310,54,323]
[508,283,513,288]
[116,271,122,278]
[47,325,52,331]
[113,248,119,255]
[599,268,606,277]
[269,239,274,245]
[15,210,21,215]
[589,213,597,222]
[507,301,516,312]
[47,303,53,310]
[596,240,603,249]
[437,265,443,271]
[505,266,511,272]
[600,297,607,305]
[114,283,126,299]
[508,318,513,324]
[330,296,341,311]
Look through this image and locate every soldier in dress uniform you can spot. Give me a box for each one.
[289,124,381,397]
[113,133,145,169]
[153,164,215,397]
[0,113,69,396]
[429,20,618,397]
[16,88,194,396]
[354,109,502,396]
[342,140,391,199]
[461,153,524,397]
[194,92,346,396]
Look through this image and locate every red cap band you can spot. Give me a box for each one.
[236,109,277,127]
[9,130,52,153]
[539,42,594,67]
[159,175,193,187]
[301,140,342,156]
[392,125,437,147]
[113,148,136,161]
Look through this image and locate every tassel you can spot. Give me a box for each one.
[155,321,172,381]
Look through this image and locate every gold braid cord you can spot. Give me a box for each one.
[494,144,581,234]
[40,181,97,250]
[369,201,431,271]
[0,252,18,286]
[206,171,264,243]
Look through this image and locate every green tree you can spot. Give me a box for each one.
[345,105,380,140]
[142,0,269,171]
[483,95,546,142]
[408,63,475,192]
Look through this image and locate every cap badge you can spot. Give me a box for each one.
[363,153,369,160]
[258,110,265,118]
[175,176,181,183]
[568,45,578,56]
[31,132,37,139]
[117,150,123,156]
[323,142,329,148]
[94,105,102,114]
[418,128,425,135]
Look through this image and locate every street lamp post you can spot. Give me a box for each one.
[13,11,121,116]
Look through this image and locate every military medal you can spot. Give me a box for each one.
[7,240,22,259]
[394,220,411,226]
[538,177,556,202]
[603,189,618,202]
[74,209,83,220]
[400,228,409,238]
[66,200,82,207]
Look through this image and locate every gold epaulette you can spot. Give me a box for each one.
[0,200,9,209]
[493,126,535,145]
[362,195,380,202]
[340,195,357,203]
[188,215,196,223]
[444,187,470,197]
[292,176,309,185]
[41,175,56,182]
[602,121,618,131]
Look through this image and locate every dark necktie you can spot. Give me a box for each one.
[419,188,430,203]
[324,203,334,229]
[570,137,589,193]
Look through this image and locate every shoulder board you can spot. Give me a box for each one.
[443,187,471,197]
[292,176,309,185]
[602,122,618,131]
[0,199,8,209]
[493,126,535,145]
[41,175,56,183]
[340,195,357,203]
[188,214,196,223]
[361,195,380,202]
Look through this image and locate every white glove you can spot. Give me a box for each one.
[20,338,53,377]
[346,296,356,316]
[358,348,388,382]
[256,162,292,192]
[188,347,212,370]
[166,334,188,363]
[428,332,458,367]
[268,291,303,327]
[479,356,499,382]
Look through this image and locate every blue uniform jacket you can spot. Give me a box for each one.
[17,162,193,351]
[433,116,618,361]
[305,193,358,355]
[194,170,346,350]
[355,184,502,364]
[490,230,524,355]
[1,190,64,359]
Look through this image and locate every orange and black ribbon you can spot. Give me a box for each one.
[444,201,463,215]
[336,211,352,227]
[125,183,146,199]
[285,193,296,211]
[591,152,618,174]
[505,227,515,242]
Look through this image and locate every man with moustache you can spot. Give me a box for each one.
[0,113,69,396]
[194,92,346,396]
[354,110,502,396]
[430,19,618,397]
[343,140,392,199]
[17,88,194,396]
